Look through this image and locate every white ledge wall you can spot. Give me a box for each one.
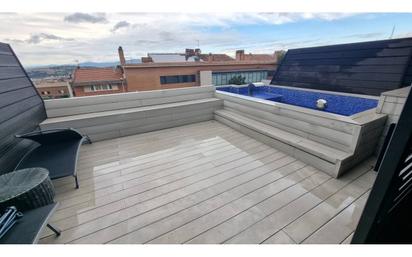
[375,86,411,154]
[214,90,386,177]
[40,86,222,141]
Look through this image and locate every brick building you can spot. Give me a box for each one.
[68,47,278,97]
[70,67,126,97]
[34,79,72,99]
[235,50,277,62]
[121,47,278,91]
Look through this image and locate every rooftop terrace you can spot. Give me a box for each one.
[1,37,411,244]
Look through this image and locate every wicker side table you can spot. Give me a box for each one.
[0,168,55,211]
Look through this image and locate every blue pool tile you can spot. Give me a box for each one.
[216,85,378,116]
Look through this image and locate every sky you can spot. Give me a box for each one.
[1,12,412,67]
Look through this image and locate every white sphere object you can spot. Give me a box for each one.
[316,99,328,110]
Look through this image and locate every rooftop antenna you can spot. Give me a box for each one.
[389,25,396,39]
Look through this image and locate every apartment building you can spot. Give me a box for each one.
[120,47,278,91]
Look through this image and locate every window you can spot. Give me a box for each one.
[252,72,257,82]
[59,90,65,94]
[212,75,217,86]
[41,91,50,95]
[212,70,270,86]
[160,75,196,84]
[88,84,118,92]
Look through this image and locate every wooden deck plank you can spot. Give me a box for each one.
[224,160,375,244]
[49,144,275,229]
[262,230,296,244]
[303,191,370,244]
[78,157,301,244]
[189,160,372,244]
[186,171,330,244]
[283,172,375,243]
[55,136,262,204]
[38,121,377,244]
[147,169,328,244]
[58,130,250,188]
[51,139,273,214]
[44,146,280,238]
[40,130,288,242]
[341,232,354,244]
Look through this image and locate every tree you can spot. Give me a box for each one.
[228,75,246,85]
[275,50,287,63]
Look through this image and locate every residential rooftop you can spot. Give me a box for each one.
[72,67,123,84]
[139,48,275,64]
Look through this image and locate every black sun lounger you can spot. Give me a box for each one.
[0,203,60,244]
[14,128,91,189]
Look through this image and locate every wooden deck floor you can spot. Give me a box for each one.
[39,120,376,244]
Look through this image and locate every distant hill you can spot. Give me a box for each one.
[26,59,141,79]
[78,61,120,67]
[26,65,76,79]
[77,59,141,67]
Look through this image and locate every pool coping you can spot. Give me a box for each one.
[216,83,380,100]
[215,90,384,125]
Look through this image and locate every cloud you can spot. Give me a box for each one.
[1,13,396,67]
[159,13,355,27]
[397,32,412,38]
[64,13,107,24]
[28,33,74,44]
[7,33,74,44]
[342,32,384,39]
[111,21,130,32]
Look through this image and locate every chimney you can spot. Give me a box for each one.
[185,48,195,60]
[208,53,213,62]
[118,46,126,66]
[236,50,245,61]
[141,56,153,63]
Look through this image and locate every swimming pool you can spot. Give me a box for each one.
[216,85,379,116]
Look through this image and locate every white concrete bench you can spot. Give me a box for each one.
[215,91,387,177]
[41,86,222,141]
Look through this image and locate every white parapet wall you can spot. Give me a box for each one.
[375,86,411,154]
[214,90,387,178]
[41,86,222,141]
[199,70,212,86]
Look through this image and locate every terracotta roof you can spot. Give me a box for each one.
[199,54,234,62]
[242,54,276,62]
[72,67,123,84]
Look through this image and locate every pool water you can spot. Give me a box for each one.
[216,85,379,116]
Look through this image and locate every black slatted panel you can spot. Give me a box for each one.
[404,64,412,86]
[0,42,46,174]
[271,37,412,95]
[352,88,412,243]
[392,145,412,212]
